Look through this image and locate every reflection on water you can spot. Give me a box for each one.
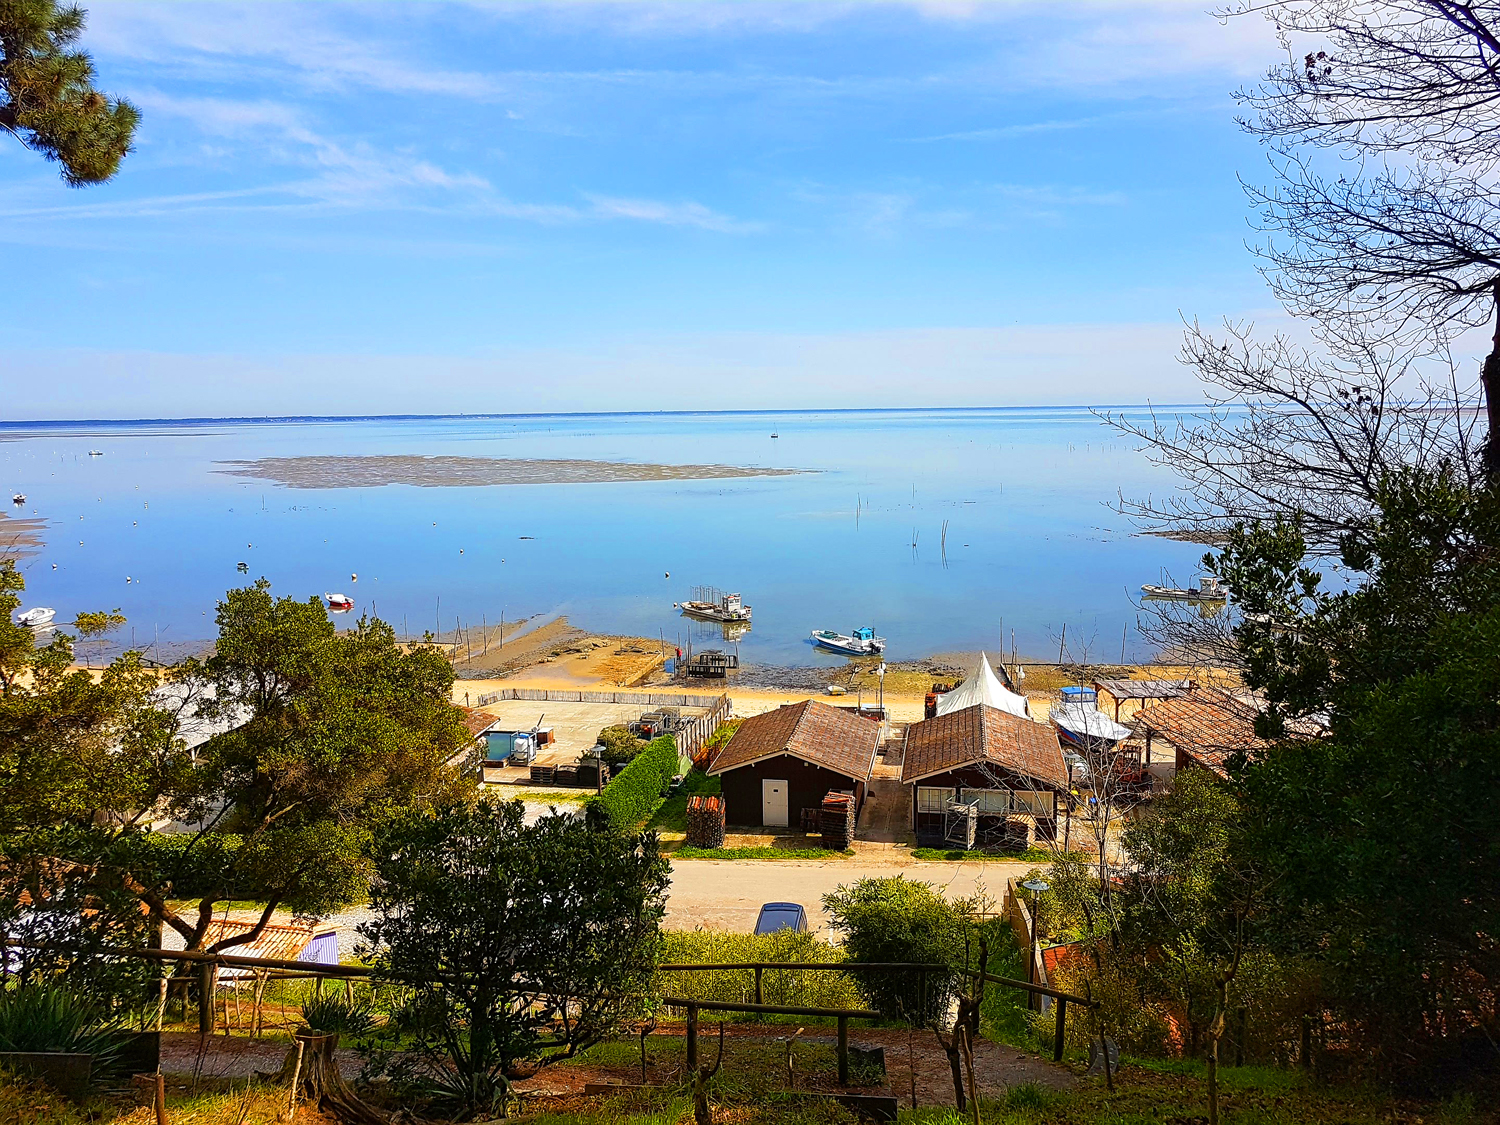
[0,408,1207,664]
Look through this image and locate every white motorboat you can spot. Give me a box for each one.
[1051,701,1134,751]
[324,592,354,611]
[1142,575,1227,601]
[11,493,24,505]
[678,587,752,624]
[88,450,103,457]
[16,607,56,628]
[811,626,885,656]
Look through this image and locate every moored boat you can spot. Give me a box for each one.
[1141,575,1226,601]
[88,450,103,457]
[677,587,752,624]
[11,493,24,505]
[16,607,55,628]
[325,592,354,611]
[810,626,885,656]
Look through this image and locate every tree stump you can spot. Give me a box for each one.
[279,1031,389,1125]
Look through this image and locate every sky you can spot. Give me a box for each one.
[0,0,1304,419]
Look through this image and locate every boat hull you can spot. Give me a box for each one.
[680,601,751,624]
[1141,584,1224,601]
[810,631,885,656]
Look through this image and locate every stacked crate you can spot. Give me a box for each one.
[685,795,726,849]
[819,792,856,850]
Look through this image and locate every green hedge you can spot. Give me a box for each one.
[590,734,679,829]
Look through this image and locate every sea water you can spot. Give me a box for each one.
[0,408,1208,666]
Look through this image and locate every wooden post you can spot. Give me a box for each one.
[754,966,763,1006]
[1053,996,1067,1061]
[154,1072,167,1125]
[198,963,215,1035]
[686,1004,699,1073]
[837,1016,849,1086]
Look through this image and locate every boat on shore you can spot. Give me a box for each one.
[811,626,885,656]
[16,607,55,628]
[1142,575,1227,602]
[325,592,354,611]
[677,587,752,625]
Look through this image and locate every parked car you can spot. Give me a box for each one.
[753,902,808,935]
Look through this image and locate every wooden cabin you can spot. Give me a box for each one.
[707,700,880,829]
[902,703,1069,849]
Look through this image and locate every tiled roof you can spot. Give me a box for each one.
[1092,678,1191,702]
[199,919,316,963]
[902,703,1069,789]
[1135,687,1265,775]
[708,700,879,781]
[460,708,495,738]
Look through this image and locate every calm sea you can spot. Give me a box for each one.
[0,408,1208,667]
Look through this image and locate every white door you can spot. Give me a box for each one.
[761,779,789,827]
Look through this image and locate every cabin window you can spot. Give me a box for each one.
[916,787,951,813]
[959,788,1012,814]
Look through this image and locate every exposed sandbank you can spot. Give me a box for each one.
[216,454,807,490]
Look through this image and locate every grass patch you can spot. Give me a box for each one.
[910,847,1056,863]
[657,930,864,1013]
[499,789,593,804]
[673,846,852,860]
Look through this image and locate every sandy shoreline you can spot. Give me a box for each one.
[216,454,808,489]
[0,510,45,556]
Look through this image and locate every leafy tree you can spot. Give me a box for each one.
[1116,769,1262,1125]
[1212,470,1500,1066]
[822,875,975,1025]
[0,562,164,1004]
[0,0,138,185]
[359,800,669,1118]
[596,723,646,770]
[3,579,474,993]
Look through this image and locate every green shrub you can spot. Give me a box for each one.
[822,876,976,1024]
[0,980,125,1074]
[591,735,679,829]
[300,989,375,1035]
[598,725,648,769]
[656,930,863,1013]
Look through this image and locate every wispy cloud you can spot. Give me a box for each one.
[583,194,764,233]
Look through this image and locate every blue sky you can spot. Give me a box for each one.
[1,1,1296,418]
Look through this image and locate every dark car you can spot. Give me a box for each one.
[753,902,809,935]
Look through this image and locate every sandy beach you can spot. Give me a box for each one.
[216,454,807,489]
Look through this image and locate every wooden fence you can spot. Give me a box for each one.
[475,687,728,709]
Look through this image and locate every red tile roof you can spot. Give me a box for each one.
[1135,687,1265,775]
[902,703,1069,789]
[707,700,880,781]
[460,707,494,738]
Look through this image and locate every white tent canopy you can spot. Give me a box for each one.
[936,652,1030,719]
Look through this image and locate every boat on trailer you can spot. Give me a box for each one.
[1141,575,1227,602]
[677,587,752,624]
[811,626,885,656]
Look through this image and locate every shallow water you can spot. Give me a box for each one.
[0,408,1206,665]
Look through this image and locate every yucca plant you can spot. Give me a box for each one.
[300,990,374,1036]
[0,980,125,1072]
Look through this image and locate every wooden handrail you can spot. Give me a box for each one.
[659,961,948,972]
[965,969,1095,1007]
[660,996,880,1019]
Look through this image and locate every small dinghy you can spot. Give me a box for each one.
[16,607,56,628]
[811,626,885,656]
[1141,575,1227,601]
[324,592,354,611]
[88,450,103,457]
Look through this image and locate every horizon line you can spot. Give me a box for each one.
[0,403,1215,427]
